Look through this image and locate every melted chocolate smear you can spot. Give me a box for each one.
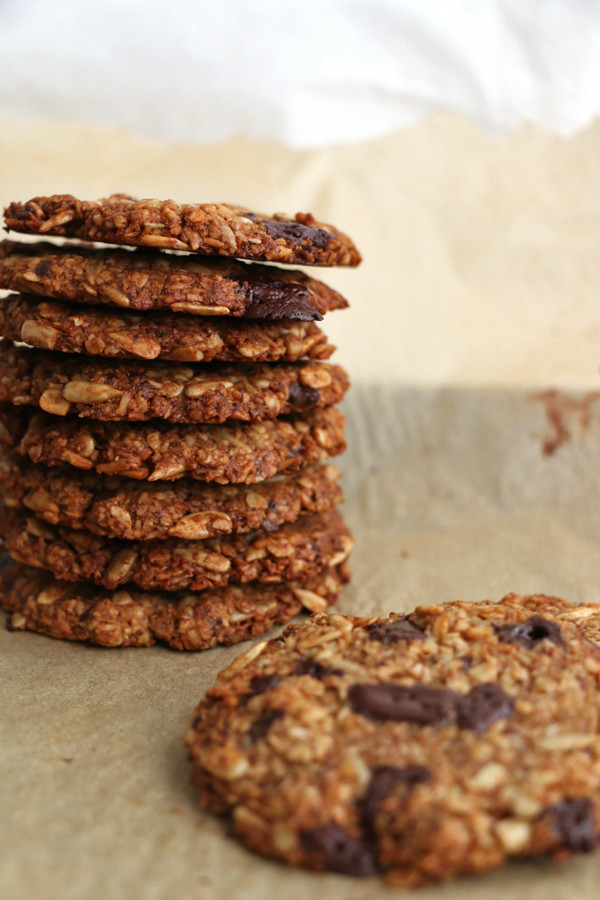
[549,798,597,853]
[360,765,431,834]
[495,615,564,650]
[248,709,284,742]
[300,823,378,877]
[367,618,426,644]
[288,382,321,409]
[455,683,514,732]
[294,657,343,679]
[348,683,457,725]
[244,280,321,321]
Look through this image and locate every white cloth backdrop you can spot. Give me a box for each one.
[1,0,600,147]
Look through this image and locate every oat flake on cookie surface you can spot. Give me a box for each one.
[186,594,600,885]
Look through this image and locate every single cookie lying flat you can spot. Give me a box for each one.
[186,596,600,886]
[0,295,334,362]
[2,560,349,650]
[0,405,346,482]
[3,196,361,266]
[0,508,353,593]
[0,455,342,540]
[0,345,349,424]
[0,240,348,318]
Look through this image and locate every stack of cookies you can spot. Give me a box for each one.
[0,194,360,650]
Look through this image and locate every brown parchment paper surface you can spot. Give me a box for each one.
[3,115,600,900]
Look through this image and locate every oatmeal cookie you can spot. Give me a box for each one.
[1,560,349,650]
[0,345,349,424]
[0,294,334,362]
[0,405,346,482]
[0,240,348,318]
[186,596,600,885]
[3,196,361,266]
[0,508,353,593]
[0,455,342,540]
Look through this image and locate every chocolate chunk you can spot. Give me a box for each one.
[244,279,321,321]
[367,618,426,644]
[288,382,321,408]
[549,798,597,853]
[300,823,378,877]
[360,765,431,831]
[255,217,333,251]
[459,655,473,670]
[294,657,343,679]
[248,709,284,742]
[348,683,456,725]
[455,683,514,732]
[495,615,564,650]
[248,673,281,696]
[34,258,53,278]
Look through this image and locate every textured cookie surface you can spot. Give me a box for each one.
[0,240,348,318]
[186,596,600,885]
[0,455,342,540]
[3,196,361,266]
[0,508,353,593]
[1,561,348,650]
[0,295,334,362]
[0,405,346,482]
[0,344,349,424]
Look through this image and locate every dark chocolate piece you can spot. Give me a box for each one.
[294,658,342,680]
[360,765,431,832]
[455,683,514,732]
[300,823,378,877]
[252,216,333,251]
[549,798,597,853]
[244,279,321,321]
[288,382,321,408]
[248,674,281,696]
[249,710,284,743]
[367,618,426,644]
[495,615,564,650]
[348,683,456,725]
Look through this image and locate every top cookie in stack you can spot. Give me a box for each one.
[0,194,360,651]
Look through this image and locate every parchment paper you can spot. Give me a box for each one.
[3,115,600,900]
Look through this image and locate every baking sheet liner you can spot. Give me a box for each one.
[2,114,600,898]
